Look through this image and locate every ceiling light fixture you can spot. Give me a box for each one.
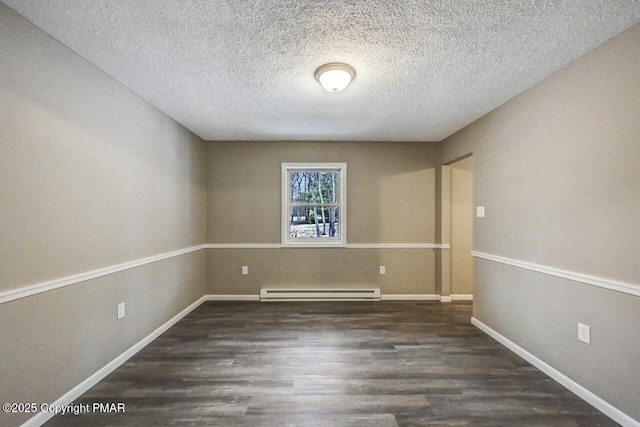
[314,62,356,92]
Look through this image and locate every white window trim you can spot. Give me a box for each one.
[282,162,347,247]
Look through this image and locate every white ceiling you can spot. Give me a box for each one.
[3,1,639,142]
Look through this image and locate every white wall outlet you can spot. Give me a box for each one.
[476,206,485,218]
[578,322,591,344]
[117,302,125,320]
[379,266,386,275]
[242,265,248,275]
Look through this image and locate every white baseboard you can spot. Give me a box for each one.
[381,294,439,301]
[205,294,260,301]
[471,317,639,427]
[206,294,452,302]
[439,294,474,302]
[204,243,447,249]
[23,296,208,427]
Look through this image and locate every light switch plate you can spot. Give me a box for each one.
[242,266,248,275]
[117,302,125,320]
[379,266,386,275]
[476,206,485,218]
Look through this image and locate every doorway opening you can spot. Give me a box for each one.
[441,155,474,301]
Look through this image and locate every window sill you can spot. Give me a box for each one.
[281,242,347,248]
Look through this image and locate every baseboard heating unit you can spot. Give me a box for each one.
[260,288,381,301]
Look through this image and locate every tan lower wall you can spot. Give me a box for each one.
[206,248,437,296]
[474,259,640,420]
[0,252,206,427]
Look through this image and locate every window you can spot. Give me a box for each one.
[282,163,346,247]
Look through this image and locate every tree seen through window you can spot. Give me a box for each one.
[289,171,339,239]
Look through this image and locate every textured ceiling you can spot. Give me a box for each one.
[3,1,640,142]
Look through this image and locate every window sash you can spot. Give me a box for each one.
[289,203,340,208]
[282,163,346,247]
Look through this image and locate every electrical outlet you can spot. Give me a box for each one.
[578,323,591,344]
[242,266,248,275]
[117,302,125,320]
[379,266,386,275]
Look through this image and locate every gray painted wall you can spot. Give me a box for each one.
[442,23,640,420]
[0,5,207,426]
[205,141,441,296]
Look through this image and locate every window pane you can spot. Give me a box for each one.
[289,171,339,204]
[283,163,345,246]
[289,207,339,238]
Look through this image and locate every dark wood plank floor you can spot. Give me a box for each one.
[46,301,617,426]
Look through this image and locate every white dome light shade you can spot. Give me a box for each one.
[314,63,356,92]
